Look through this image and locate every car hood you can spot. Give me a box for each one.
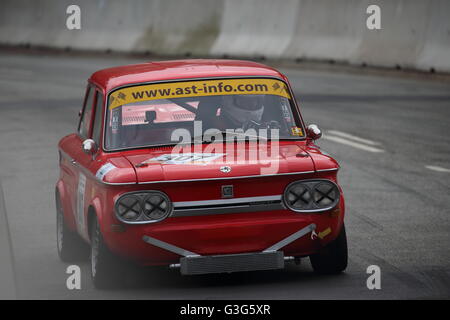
[123,142,316,183]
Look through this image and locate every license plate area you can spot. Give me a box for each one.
[180,251,284,275]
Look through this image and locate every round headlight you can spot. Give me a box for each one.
[116,194,141,221]
[286,183,312,211]
[115,191,173,224]
[284,180,339,212]
[143,193,171,220]
[313,182,339,207]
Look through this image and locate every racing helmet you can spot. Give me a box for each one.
[222,94,265,125]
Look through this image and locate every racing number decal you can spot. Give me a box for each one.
[76,173,86,233]
[145,153,226,165]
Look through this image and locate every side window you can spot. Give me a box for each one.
[92,91,104,145]
[78,87,95,138]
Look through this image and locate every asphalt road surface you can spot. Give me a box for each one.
[1,51,449,299]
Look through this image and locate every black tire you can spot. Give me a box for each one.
[310,224,348,274]
[90,216,124,289]
[56,193,88,262]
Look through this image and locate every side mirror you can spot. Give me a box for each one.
[82,139,97,156]
[307,124,322,141]
[78,109,82,117]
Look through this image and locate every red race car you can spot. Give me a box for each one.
[56,59,347,288]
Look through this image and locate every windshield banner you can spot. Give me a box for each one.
[108,78,291,110]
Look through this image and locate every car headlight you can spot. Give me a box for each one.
[283,180,340,213]
[116,194,142,221]
[115,191,172,224]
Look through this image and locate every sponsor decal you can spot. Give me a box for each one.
[76,173,86,233]
[108,78,291,110]
[95,163,116,180]
[291,126,304,136]
[144,153,226,165]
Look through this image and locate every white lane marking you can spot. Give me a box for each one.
[322,135,385,153]
[425,165,450,173]
[327,130,381,146]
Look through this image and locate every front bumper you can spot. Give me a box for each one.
[144,223,315,275]
[103,206,343,266]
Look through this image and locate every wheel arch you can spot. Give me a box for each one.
[87,206,97,243]
[87,196,103,242]
[55,180,77,231]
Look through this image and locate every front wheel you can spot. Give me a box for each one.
[56,194,88,262]
[310,224,348,274]
[90,216,124,289]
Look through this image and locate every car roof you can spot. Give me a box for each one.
[89,59,288,92]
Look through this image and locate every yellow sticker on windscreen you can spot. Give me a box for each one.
[108,78,291,110]
[291,126,304,136]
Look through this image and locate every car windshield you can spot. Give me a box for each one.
[105,78,304,150]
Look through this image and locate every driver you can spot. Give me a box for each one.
[219,94,265,129]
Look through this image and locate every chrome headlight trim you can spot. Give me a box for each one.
[115,191,173,224]
[283,179,340,213]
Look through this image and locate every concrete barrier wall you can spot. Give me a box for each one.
[1,0,449,72]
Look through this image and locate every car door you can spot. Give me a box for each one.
[59,85,94,229]
[74,87,105,240]
[60,85,96,238]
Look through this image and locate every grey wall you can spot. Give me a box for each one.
[1,0,449,72]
